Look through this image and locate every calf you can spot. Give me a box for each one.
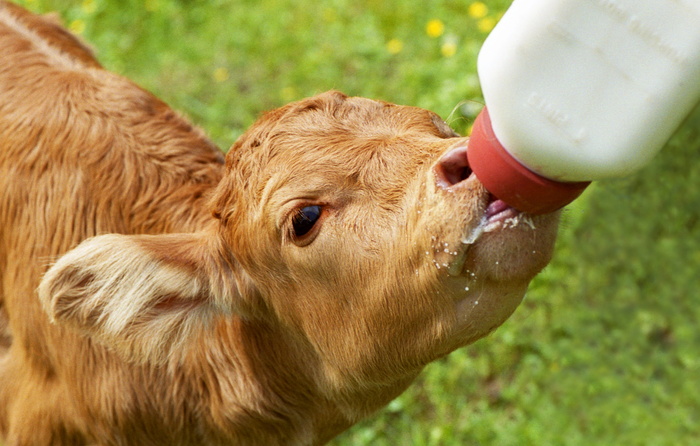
[0,2,560,445]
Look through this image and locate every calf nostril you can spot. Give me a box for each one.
[435,145,473,188]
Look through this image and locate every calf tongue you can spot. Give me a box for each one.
[485,198,510,219]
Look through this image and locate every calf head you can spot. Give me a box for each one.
[40,91,558,406]
[210,91,559,387]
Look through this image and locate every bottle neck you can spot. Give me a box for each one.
[467,107,590,214]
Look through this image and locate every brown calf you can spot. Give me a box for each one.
[0,2,560,444]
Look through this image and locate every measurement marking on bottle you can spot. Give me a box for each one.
[526,92,588,144]
[595,0,688,66]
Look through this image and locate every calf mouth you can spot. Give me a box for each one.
[482,196,536,233]
[445,195,537,277]
[433,143,540,278]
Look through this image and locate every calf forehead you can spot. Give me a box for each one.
[217,92,459,228]
[256,94,456,184]
[279,93,456,147]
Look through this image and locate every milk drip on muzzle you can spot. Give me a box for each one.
[467,0,700,214]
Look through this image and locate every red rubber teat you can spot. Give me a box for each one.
[467,107,590,214]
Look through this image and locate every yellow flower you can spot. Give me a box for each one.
[69,19,85,35]
[145,0,160,12]
[386,38,403,55]
[468,2,488,19]
[478,17,497,33]
[426,19,445,38]
[323,8,337,23]
[441,41,457,58]
[213,67,230,83]
[82,0,97,14]
[281,86,298,103]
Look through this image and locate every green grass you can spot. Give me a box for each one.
[13,0,700,444]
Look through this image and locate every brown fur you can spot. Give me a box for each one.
[0,2,560,445]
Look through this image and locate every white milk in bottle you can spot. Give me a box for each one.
[467,0,700,214]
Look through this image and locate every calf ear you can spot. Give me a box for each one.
[38,232,247,364]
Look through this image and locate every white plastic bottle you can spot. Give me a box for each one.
[467,0,700,214]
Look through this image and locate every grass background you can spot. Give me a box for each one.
[11,0,700,444]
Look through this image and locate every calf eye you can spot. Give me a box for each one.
[291,205,322,240]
